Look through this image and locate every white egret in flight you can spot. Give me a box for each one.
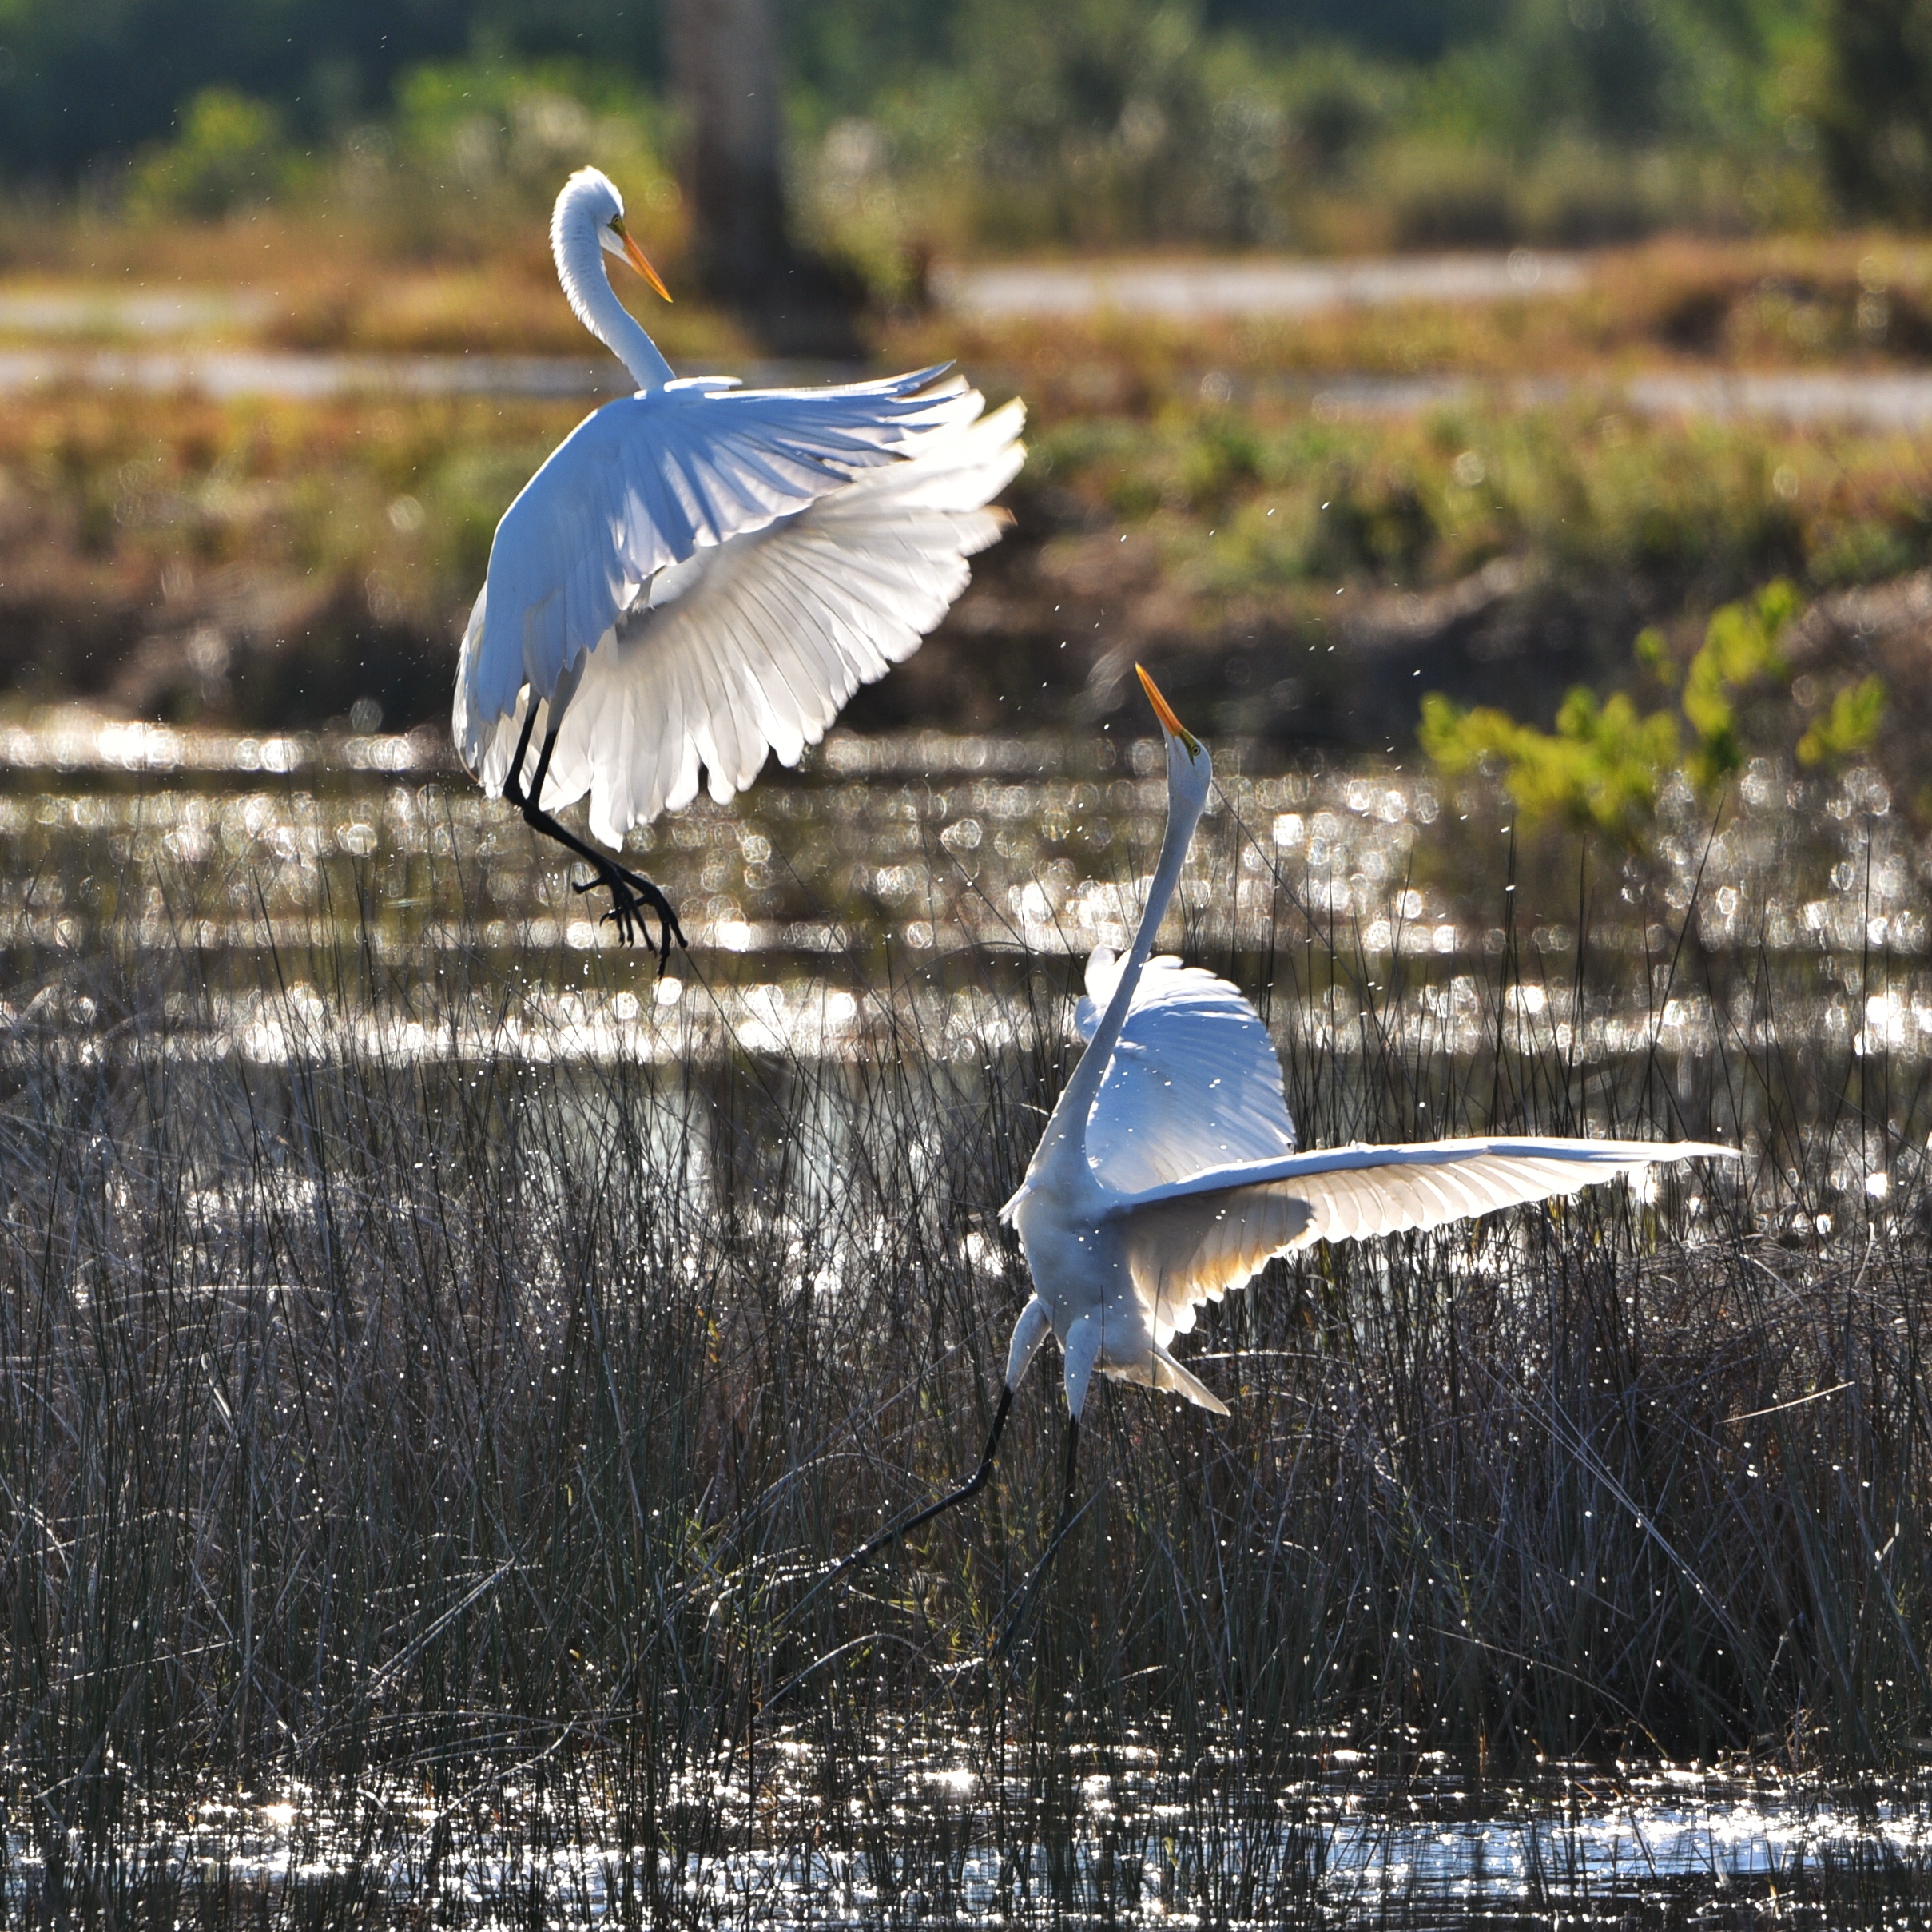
[453,167,1025,956]
[840,668,1738,1595]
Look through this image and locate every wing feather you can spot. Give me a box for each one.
[1112,1135,1736,1350]
[454,367,981,765]
[1078,951,1298,1195]
[1124,1183,1314,1350]
[498,398,1024,845]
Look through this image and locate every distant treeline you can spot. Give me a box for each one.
[0,0,1776,171]
[6,0,1932,241]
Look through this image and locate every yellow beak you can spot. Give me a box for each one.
[1135,664,1201,757]
[611,216,672,304]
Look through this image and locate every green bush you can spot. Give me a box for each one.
[1798,672,1886,765]
[376,58,677,231]
[128,89,299,219]
[1421,581,1885,843]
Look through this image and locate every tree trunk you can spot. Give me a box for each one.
[665,0,861,354]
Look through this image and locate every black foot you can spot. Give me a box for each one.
[570,859,687,963]
[502,719,690,965]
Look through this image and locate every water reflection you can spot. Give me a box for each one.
[14,1756,1930,1925]
[1,721,1926,1079]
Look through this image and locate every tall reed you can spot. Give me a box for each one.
[0,776,1926,1922]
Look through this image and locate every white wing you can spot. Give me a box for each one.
[1113,1135,1738,1350]
[1077,949,1297,1195]
[454,365,981,753]
[468,397,1024,838]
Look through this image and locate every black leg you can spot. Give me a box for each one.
[522,718,559,807]
[992,1413,1083,1660]
[504,698,541,801]
[1059,1412,1081,1516]
[831,1387,1013,1578]
[504,723,686,964]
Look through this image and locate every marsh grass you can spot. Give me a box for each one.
[11,371,1932,761]
[0,764,1929,1924]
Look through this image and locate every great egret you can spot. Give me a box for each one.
[840,667,1739,1587]
[452,167,1025,956]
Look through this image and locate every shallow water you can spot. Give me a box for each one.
[2,716,1924,1062]
[13,1755,1932,1926]
[933,248,1588,319]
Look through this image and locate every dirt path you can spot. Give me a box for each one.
[6,344,1932,428]
[932,249,1584,317]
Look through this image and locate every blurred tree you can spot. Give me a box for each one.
[866,0,1305,248]
[666,0,861,348]
[666,0,785,300]
[1207,0,1507,61]
[1818,0,1932,218]
[0,0,670,177]
[0,0,471,177]
[0,0,1829,248]
[780,0,958,124]
[129,87,296,215]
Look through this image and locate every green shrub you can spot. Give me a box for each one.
[1420,686,1681,838]
[1798,672,1886,765]
[129,89,298,219]
[1676,578,1798,789]
[1422,580,1886,842]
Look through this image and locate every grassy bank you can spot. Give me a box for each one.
[6,366,1932,796]
[7,221,1932,777]
[10,220,1932,373]
[892,233,1932,380]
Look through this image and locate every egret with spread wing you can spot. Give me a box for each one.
[453,167,1025,957]
[838,667,1738,1588]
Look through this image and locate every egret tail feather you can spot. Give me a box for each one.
[1147,1347,1230,1416]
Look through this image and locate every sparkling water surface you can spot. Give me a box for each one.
[11,1753,1930,1925]
[2,716,1924,1076]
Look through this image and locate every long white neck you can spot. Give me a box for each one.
[552,195,674,392]
[1034,769,1207,1179]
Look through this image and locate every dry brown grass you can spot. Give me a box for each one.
[0,203,739,364]
[8,214,1932,377]
[884,233,1932,389]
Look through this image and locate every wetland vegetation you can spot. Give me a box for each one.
[2,722,1931,1921]
[12,247,1932,789]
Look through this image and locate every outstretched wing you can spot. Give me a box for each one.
[471,397,1024,837]
[455,365,980,753]
[1114,1135,1738,1350]
[1077,949,1298,1196]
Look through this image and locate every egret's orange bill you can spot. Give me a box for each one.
[1135,664,1200,755]
[612,217,673,303]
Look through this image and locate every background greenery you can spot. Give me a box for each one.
[0,0,1917,257]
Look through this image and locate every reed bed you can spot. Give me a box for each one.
[0,779,1929,1923]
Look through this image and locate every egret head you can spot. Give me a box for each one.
[1135,665,1212,811]
[558,166,672,303]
